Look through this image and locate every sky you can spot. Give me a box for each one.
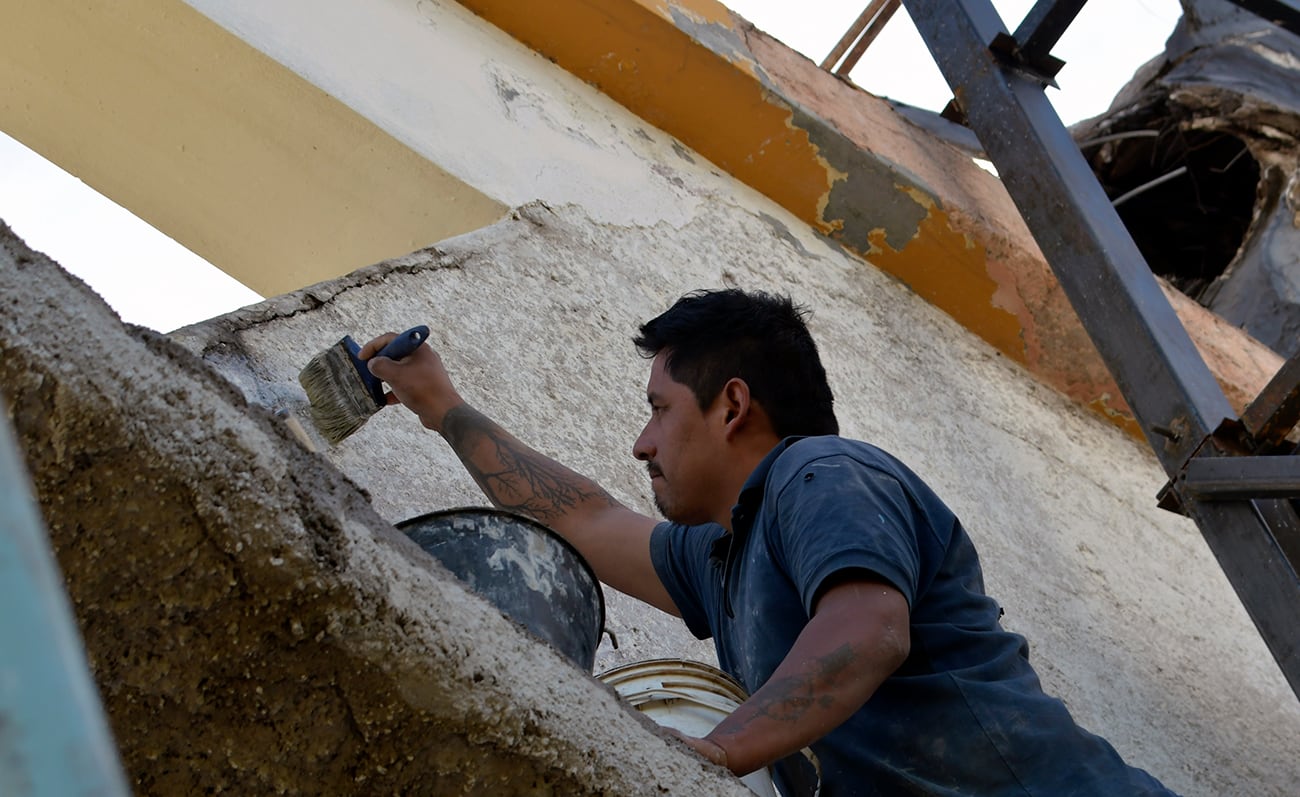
[0,0,1182,333]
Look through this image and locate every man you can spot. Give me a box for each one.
[362,288,1178,796]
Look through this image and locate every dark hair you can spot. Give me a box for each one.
[633,289,838,437]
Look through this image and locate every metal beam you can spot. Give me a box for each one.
[1241,352,1300,450]
[1181,453,1300,590]
[1188,497,1300,694]
[1012,0,1087,78]
[901,0,1234,472]
[1014,0,1086,55]
[901,0,1300,700]
[1184,455,1300,500]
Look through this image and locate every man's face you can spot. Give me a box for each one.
[632,352,728,525]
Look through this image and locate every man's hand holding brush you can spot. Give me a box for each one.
[359,333,465,434]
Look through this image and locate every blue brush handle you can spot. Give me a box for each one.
[376,325,430,360]
[343,325,430,407]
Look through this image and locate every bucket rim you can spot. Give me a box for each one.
[395,506,606,635]
[597,657,748,698]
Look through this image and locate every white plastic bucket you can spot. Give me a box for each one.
[598,658,779,796]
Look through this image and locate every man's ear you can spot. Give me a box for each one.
[719,378,752,438]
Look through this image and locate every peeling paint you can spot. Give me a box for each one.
[805,108,929,251]
[456,0,1041,380]
[1088,396,1143,438]
[982,251,1042,369]
[647,0,732,27]
[664,5,766,82]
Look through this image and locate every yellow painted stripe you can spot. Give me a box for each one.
[0,0,506,296]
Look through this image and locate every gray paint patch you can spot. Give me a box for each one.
[666,8,774,90]
[792,106,931,252]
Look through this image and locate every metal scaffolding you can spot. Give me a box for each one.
[839,0,1300,700]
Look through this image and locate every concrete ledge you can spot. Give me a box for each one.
[0,221,749,795]
[163,201,1300,796]
[457,0,1283,435]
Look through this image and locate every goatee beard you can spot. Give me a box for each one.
[652,492,670,519]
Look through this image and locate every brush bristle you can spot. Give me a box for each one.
[298,342,382,444]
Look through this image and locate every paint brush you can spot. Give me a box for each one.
[298,325,429,445]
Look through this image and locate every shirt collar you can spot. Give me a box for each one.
[708,436,807,564]
[736,437,806,513]
[707,434,806,577]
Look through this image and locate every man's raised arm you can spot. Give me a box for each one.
[360,333,676,615]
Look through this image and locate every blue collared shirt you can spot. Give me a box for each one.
[650,436,1177,796]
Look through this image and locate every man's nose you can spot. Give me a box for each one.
[632,424,654,462]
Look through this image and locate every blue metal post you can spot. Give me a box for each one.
[0,413,131,796]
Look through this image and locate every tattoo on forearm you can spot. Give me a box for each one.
[746,643,857,723]
[441,404,618,524]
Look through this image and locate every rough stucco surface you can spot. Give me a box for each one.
[0,221,753,796]
[163,199,1300,796]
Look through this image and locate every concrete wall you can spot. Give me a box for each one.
[0,222,754,795]
[5,0,1281,426]
[174,195,1300,797]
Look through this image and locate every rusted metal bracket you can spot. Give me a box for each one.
[1158,418,1299,505]
[1162,351,1300,507]
[941,1,1084,123]
[988,31,1064,88]
[1242,352,1300,452]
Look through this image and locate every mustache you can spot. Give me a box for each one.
[646,462,664,479]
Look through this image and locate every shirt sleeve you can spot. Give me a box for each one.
[771,454,922,616]
[649,521,725,640]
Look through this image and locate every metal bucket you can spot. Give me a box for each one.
[598,658,779,796]
[397,508,605,671]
